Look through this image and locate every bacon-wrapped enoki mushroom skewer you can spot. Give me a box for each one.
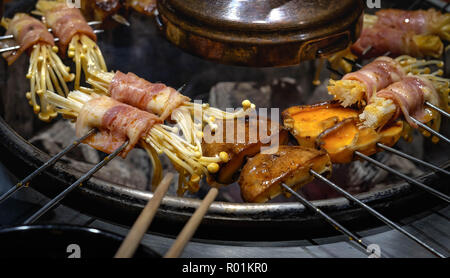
[44,90,230,193]
[36,3,107,89]
[84,69,255,155]
[359,74,449,142]
[351,25,444,60]
[365,9,450,42]
[1,13,73,121]
[327,56,445,107]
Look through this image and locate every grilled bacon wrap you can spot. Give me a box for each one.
[109,71,191,121]
[44,4,97,54]
[351,26,443,59]
[376,76,440,128]
[76,95,161,158]
[376,9,450,40]
[342,56,406,101]
[2,13,55,65]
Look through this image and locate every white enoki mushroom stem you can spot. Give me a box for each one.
[396,56,445,75]
[68,34,107,89]
[84,68,256,150]
[363,14,378,28]
[25,43,74,122]
[44,90,225,194]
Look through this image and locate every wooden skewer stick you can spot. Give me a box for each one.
[115,172,174,258]
[164,187,219,258]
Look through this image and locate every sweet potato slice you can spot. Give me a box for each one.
[238,146,332,203]
[202,116,289,185]
[316,118,403,164]
[282,102,359,148]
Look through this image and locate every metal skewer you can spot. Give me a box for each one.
[354,151,450,203]
[22,141,129,225]
[411,117,450,144]
[0,129,96,204]
[0,29,105,54]
[280,183,374,256]
[425,101,450,119]
[377,143,450,175]
[310,169,446,258]
[362,46,373,57]
[0,21,102,41]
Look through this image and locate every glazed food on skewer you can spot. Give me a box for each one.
[75,95,161,158]
[316,118,404,164]
[97,71,190,121]
[365,9,450,41]
[359,75,448,138]
[351,25,443,59]
[85,69,255,152]
[1,13,73,121]
[328,56,444,107]
[282,102,359,148]
[36,3,107,89]
[44,90,230,193]
[282,103,404,164]
[201,116,289,187]
[238,146,332,203]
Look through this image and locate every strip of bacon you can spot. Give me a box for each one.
[44,4,97,54]
[376,9,447,37]
[109,71,191,121]
[2,13,55,65]
[376,76,439,128]
[341,56,406,101]
[76,95,161,158]
[351,25,443,59]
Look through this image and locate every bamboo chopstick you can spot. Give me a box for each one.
[164,187,219,258]
[115,173,174,258]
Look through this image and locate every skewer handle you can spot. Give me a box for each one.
[114,173,174,258]
[164,187,219,258]
[23,141,128,225]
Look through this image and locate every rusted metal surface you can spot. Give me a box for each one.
[156,0,364,66]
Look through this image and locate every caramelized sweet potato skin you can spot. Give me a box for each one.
[316,118,403,163]
[282,102,359,148]
[202,117,289,185]
[238,146,332,203]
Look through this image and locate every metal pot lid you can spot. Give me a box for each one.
[156,0,364,66]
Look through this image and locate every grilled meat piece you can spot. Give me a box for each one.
[238,146,332,203]
[202,116,289,185]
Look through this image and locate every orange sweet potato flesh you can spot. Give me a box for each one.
[202,117,289,185]
[282,102,359,148]
[316,118,404,164]
[238,146,332,203]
